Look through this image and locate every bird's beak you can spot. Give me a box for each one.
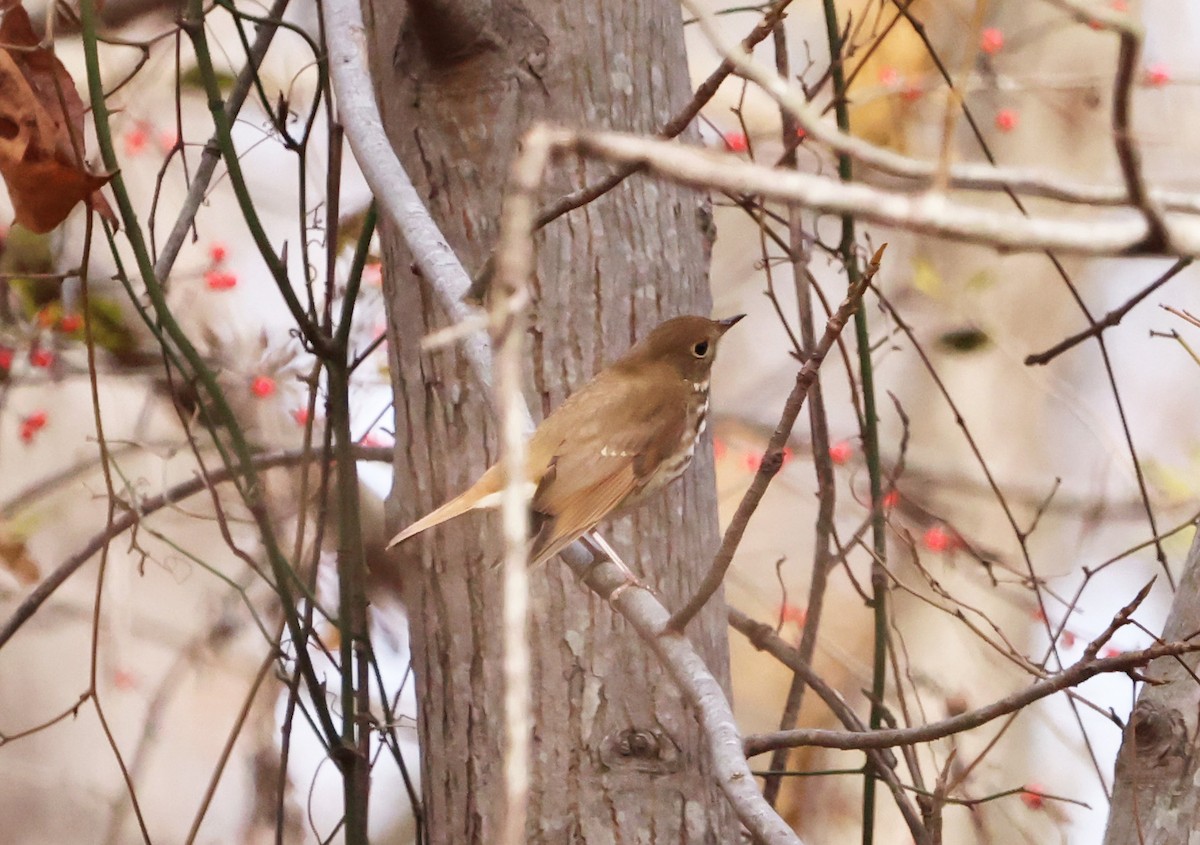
[716,314,746,334]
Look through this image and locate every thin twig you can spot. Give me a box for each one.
[154,0,291,283]
[729,607,928,843]
[761,22,843,808]
[529,0,795,230]
[1025,258,1192,365]
[739,630,1195,755]
[0,446,392,651]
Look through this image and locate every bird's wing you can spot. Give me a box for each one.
[527,371,687,565]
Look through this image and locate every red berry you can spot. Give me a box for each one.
[742,451,762,472]
[995,108,1019,132]
[713,436,727,461]
[25,411,47,430]
[794,127,807,141]
[980,28,1004,55]
[363,262,383,286]
[781,446,793,465]
[1061,630,1077,648]
[29,348,53,368]
[58,313,83,333]
[779,603,807,627]
[250,375,276,398]
[19,423,36,444]
[209,242,228,264]
[0,347,12,370]
[1020,785,1045,811]
[1101,646,1123,659]
[877,65,899,87]
[205,270,238,290]
[1144,63,1171,87]
[723,132,748,153]
[829,440,853,465]
[123,125,149,157]
[292,407,310,426]
[882,489,900,510]
[901,82,923,102]
[1111,0,1127,10]
[922,524,954,553]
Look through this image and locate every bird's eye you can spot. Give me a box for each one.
[692,340,709,358]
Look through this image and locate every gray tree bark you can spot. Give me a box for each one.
[368,0,740,841]
[1103,531,1200,845]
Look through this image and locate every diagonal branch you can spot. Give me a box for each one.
[324,0,499,403]
[569,548,806,845]
[1025,257,1192,365]
[730,607,929,843]
[0,445,393,652]
[531,0,795,231]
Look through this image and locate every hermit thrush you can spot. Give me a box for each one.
[387,314,744,565]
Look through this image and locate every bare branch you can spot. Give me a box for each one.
[323,0,499,400]
[681,0,1200,219]
[155,0,290,282]
[737,616,1200,756]
[492,125,555,845]
[531,0,795,231]
[565,549,804,845]
[0,446,392,651]
[1025,258,1193,365]
[568,128,1178,254]
[729,608,929,843]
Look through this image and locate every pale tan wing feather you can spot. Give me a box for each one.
[527,368,689,565]
[529,463,640,566]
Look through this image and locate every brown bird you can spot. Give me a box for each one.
[387,314,744,566]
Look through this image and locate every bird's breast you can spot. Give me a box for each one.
[641,389,708,496]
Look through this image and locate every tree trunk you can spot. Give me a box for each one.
[368,0,740,841]
[1102,531,1200,844]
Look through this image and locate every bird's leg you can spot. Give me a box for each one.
[580,531,648,601]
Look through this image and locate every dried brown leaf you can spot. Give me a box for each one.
[0,530,37,584]
[0,4,113,232]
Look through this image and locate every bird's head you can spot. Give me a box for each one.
[624,314,744,384]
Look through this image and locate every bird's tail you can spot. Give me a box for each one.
[386,495,476,548]
[386,466,504,549]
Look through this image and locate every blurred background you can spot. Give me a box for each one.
[1,0,1198,842]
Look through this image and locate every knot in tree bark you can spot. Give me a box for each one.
[600,727,682,774]
[1129,699,1188,765]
